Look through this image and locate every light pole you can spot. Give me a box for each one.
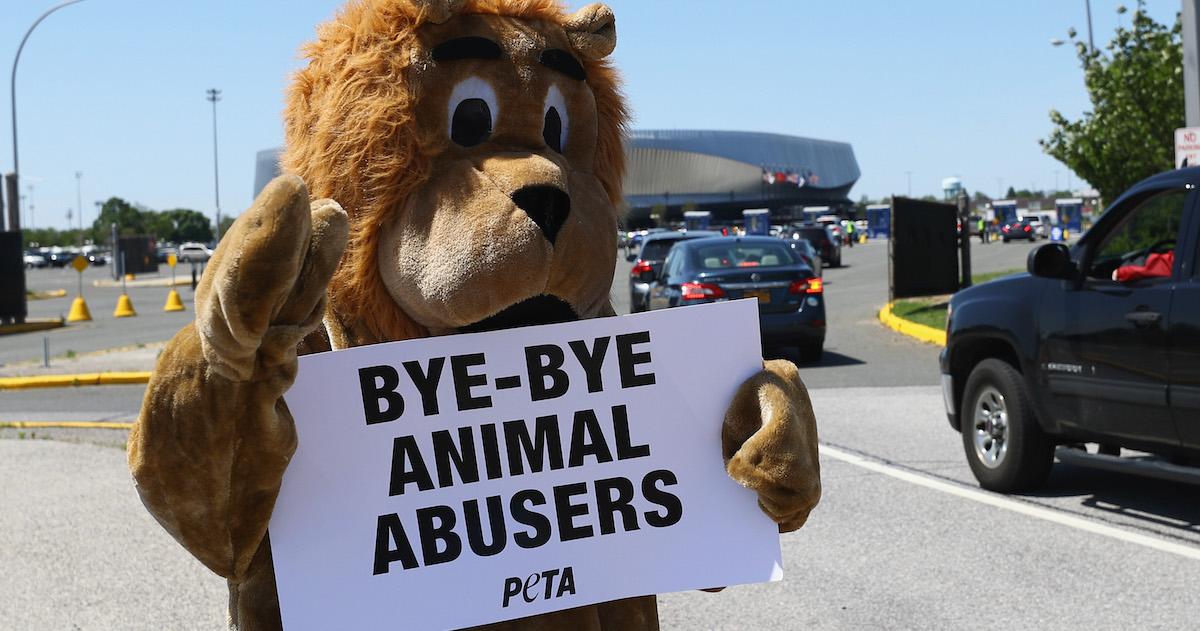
[206,88,222,240]
[8,0,88,229]
[75,170,83,246]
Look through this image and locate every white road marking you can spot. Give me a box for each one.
[819,444,1200,561]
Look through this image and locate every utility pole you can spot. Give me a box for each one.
[206,88,223,240]
[1185,0,1200,126]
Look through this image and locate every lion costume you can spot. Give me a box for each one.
[128,1,821,629]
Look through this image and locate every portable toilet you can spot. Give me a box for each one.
[866,204,891,239]
[743,209,770,236]
[1055,198,1083,238]
[993,200,1019,225]
[684,210,712,231]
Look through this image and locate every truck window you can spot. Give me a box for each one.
[1089,189,1187,280]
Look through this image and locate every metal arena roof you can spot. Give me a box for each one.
[254,130,859,222]
[623,130,860,221]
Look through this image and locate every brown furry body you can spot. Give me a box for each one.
[128,2,821,629]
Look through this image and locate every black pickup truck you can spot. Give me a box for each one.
[941,168,1200,492]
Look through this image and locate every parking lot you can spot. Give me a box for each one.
[3,238,1199,629]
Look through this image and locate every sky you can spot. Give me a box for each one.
[0,0,1183,231]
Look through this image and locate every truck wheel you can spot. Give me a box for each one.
[960,359,1053,492]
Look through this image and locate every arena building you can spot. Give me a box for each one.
[254,129,859,227]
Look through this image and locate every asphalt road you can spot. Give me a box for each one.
[5,237,1199,629]
[5,265,198,366]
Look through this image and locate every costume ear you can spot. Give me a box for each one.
[411,0,468,24]
[564,3,616,60]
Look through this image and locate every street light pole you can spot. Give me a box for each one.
[75,171,83,246]
[206,88,222,240]
[1084,0,1095,53]
[8,0,88,228]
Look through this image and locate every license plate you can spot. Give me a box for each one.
[744,290,771,304]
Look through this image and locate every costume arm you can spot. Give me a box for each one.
[128,176,347,580]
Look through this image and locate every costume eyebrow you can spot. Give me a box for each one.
[539,49,586,81]
[432,37,503,62]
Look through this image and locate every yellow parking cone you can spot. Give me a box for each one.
[114,293,137,318]
[67,296,92,322]
[164,289,186,312]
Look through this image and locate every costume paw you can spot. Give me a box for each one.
[195,175,348,381]
[722,359,821,533]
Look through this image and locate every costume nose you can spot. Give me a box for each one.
[512,185,571,245]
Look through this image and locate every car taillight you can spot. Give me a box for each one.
[630,261,653,277]
[788,277,823,294]
[1024,225,1032,232]
[1002,226,1010,232]
[681,282,725,300]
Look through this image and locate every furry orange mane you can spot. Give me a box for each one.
[282,0,629,343]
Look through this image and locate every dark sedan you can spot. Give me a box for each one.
[786,238,822,276]
[1000,220,1037,242]
[788,224,841,267]
[643,236,826,361]
[627,230,718,312]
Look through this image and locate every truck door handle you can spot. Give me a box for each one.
[1125,310,1161,326]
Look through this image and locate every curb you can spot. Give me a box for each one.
[0,319,66,336]
[1,421,134,430]
[93,277,192,289]
[0,372,152,390]
[878,302,947,347]
[28,289,67,300]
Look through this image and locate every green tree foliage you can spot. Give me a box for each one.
[21,198,215,247]
[160,209,215,243]
[93,197,149,239]
[1041,3,1183,201]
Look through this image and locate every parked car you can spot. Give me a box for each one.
[788,224,842,267]
[1000,220,1037,242]
[24,252,48,268]
[177,242,213,262]
[627,230,718,312]
[941,167,1200,492]
[44,247,74,267]
[644,236,825,361]
[785,238,823,276]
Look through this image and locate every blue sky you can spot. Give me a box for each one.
[0,0,1182,231]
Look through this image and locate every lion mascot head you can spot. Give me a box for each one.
[283,0,628,346]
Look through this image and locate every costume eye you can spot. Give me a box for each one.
[543,84,569,153]
[447,77,498,148]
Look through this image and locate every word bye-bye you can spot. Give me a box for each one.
[358,332,656,425]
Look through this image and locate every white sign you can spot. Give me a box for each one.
[1176,127,1200,168]
[269,300,782,630]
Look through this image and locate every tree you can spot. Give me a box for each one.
[1041,3,1183,201]
[1005,186,1017,200]
[92,197,149,241]
[160,209,214,243]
